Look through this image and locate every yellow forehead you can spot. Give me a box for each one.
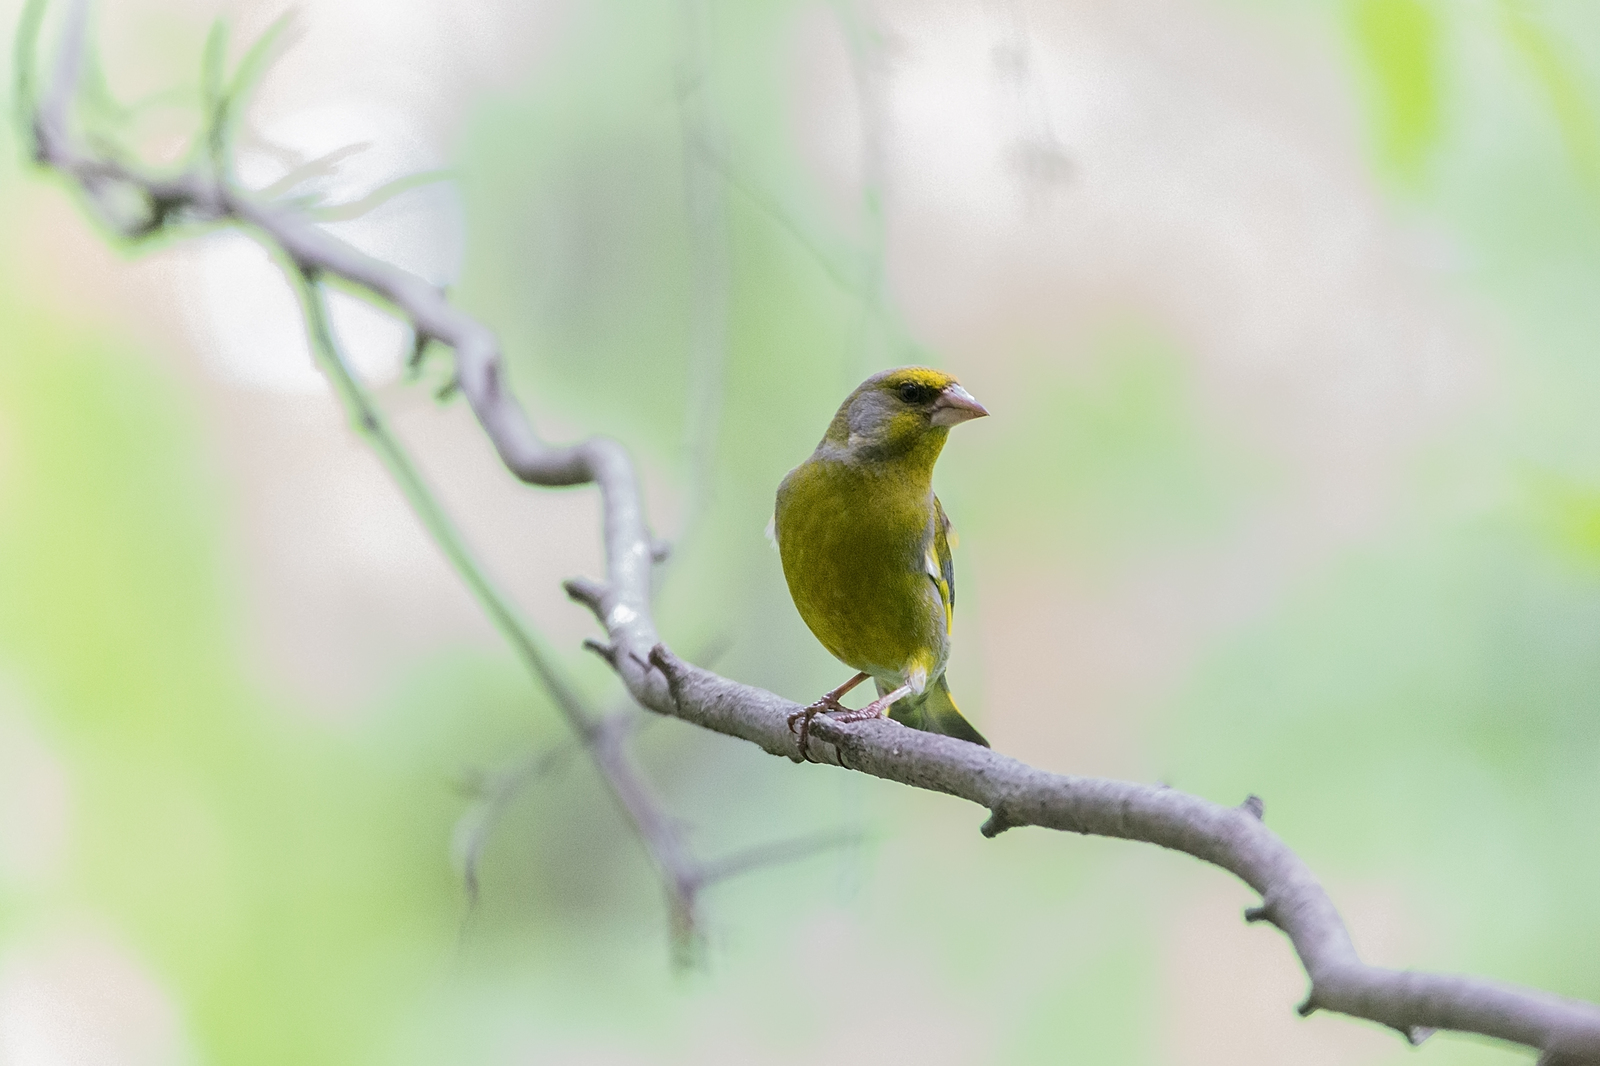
[873,366,957,391]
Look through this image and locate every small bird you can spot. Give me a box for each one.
[773,366,990,755]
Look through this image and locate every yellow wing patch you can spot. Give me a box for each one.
[928,496,957,635]
[924,546,951,634]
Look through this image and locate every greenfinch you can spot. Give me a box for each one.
[773,366,990,754]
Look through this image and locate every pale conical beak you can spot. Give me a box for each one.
[930,383,989,427]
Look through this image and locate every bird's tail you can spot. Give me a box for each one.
[887,674,989,747]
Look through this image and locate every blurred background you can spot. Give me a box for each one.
[1,0,1598,1062]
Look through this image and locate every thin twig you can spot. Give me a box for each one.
[829,0,891,382]
[256,141,372,199]
[697,138,864,296]
[292,270,713,952]
[695,829,865,890]
[294,274,594,729]
[674,0,731,533]
[19,2,1600,1059]
[307,168,454,222]
[452,746,575,912]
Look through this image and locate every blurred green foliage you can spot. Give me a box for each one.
[1351,0,1442,184]
[955,321,1269,561]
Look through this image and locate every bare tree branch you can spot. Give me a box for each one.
[19,3,1600,1061]
[293,265,723,956]
[16,0,828,963]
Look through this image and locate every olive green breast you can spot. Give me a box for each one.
[774,456,946,682]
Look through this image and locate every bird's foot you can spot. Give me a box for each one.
[786,691,847,728]
[787,693,848,762]
[787,681,911,761]
[788,672,872,760]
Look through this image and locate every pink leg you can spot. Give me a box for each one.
[789,680,911,760]
[788,672,871,759]
[825,684,911,724]
[818,671,871,709]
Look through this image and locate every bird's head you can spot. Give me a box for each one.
[823,366,989,463]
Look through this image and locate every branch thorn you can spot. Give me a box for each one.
[646,646,688,716]
[980,809,1014,838]
[563,576,607,617]
[582,637,618,666]
[648,644,685,678]
[406,328,433,371]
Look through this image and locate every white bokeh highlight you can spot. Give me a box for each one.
[0,935,192,1066]
[177,99,464,392]
[0,686,69,890]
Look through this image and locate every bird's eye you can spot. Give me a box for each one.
[897,382,931,404]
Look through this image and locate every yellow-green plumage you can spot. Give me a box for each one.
[774,367,989,746]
